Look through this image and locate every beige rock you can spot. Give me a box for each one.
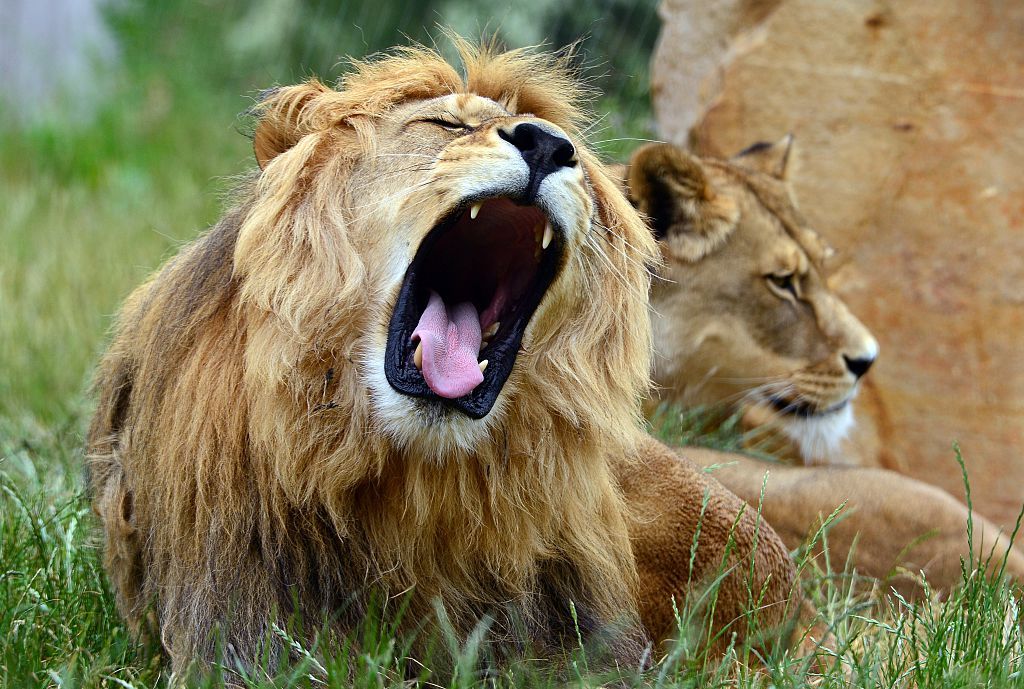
[652,0,1024,528]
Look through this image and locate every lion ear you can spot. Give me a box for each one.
[625,143,738,261]
[253,81,334,169]
[731,134,794,180]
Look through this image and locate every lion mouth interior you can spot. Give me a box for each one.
[385,197,563,418]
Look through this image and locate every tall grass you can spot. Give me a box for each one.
[4,437,1023,687]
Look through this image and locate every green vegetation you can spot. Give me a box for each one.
[1,2,1021,686]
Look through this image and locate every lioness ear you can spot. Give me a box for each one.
[625,143,738,261]
[253,81,334,169]
[731,134,794,179]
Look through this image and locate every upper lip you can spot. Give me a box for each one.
[383,196,565,418]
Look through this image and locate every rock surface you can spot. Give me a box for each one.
[652,0,1024,527]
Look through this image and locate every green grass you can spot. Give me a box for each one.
[4,440,1024,688]
[3,6,1024,687]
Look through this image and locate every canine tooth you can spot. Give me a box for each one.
[479,359,489,373]
[470,202,482,220]
[414,340,423,369]
[482,322,500,339]
[542,221,553,249]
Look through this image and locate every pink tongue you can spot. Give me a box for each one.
[412,291,484,399]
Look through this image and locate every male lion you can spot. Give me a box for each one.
[623,138,1024,596]
[87,41,797,678]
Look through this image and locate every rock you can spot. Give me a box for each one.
[652,0,1024,528]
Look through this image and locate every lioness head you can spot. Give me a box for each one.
[624,138,878,463]
[243,40,656,457]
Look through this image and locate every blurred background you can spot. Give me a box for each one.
[0,0,659,482]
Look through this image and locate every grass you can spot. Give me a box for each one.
[3,8,1023,687]
[4,442,1024,688]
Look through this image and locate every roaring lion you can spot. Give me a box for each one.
[87,41,798,677]
[623,138,1024,596]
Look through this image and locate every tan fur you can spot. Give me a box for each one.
[616,438,803,651]
[86,40,800,678]
[682,448,1024,598]
[624,140,1024,596]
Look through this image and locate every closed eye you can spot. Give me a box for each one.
[420,117,472,133]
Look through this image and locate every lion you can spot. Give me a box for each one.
[627,136,878,466]
[86,40,799,679]
[622,138,1024,596]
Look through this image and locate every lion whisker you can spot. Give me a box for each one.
[592,136,670,147]
[582,232,653,309]
[591,219,657,275]
[347,179,433,212]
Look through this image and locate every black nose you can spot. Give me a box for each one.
[843,355,875,379]
[498,122,576,201]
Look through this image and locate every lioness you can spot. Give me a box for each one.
[622,138,1024,596]
[629,136,878,465]
[87,40,798,679]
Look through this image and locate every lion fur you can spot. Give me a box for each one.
[87,39,660,673]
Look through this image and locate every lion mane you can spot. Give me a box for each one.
[86,39,660,675]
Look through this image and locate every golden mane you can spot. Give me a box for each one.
[253,38,594,161]
[88,38,658,674]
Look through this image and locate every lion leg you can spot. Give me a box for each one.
[682,447,1024,597]
[90,454,291,679]
[617,437,800,654]
[532,562,651,672]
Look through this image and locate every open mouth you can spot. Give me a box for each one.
[384,197,565,419]
[767,396,849,419]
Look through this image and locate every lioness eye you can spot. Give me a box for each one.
[766,273,798,297]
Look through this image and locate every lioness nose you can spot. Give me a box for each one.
[498,122,577,199]
[843,355,875,379]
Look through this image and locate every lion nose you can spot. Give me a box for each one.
[843,355,875,379]
[498,122,577,201]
